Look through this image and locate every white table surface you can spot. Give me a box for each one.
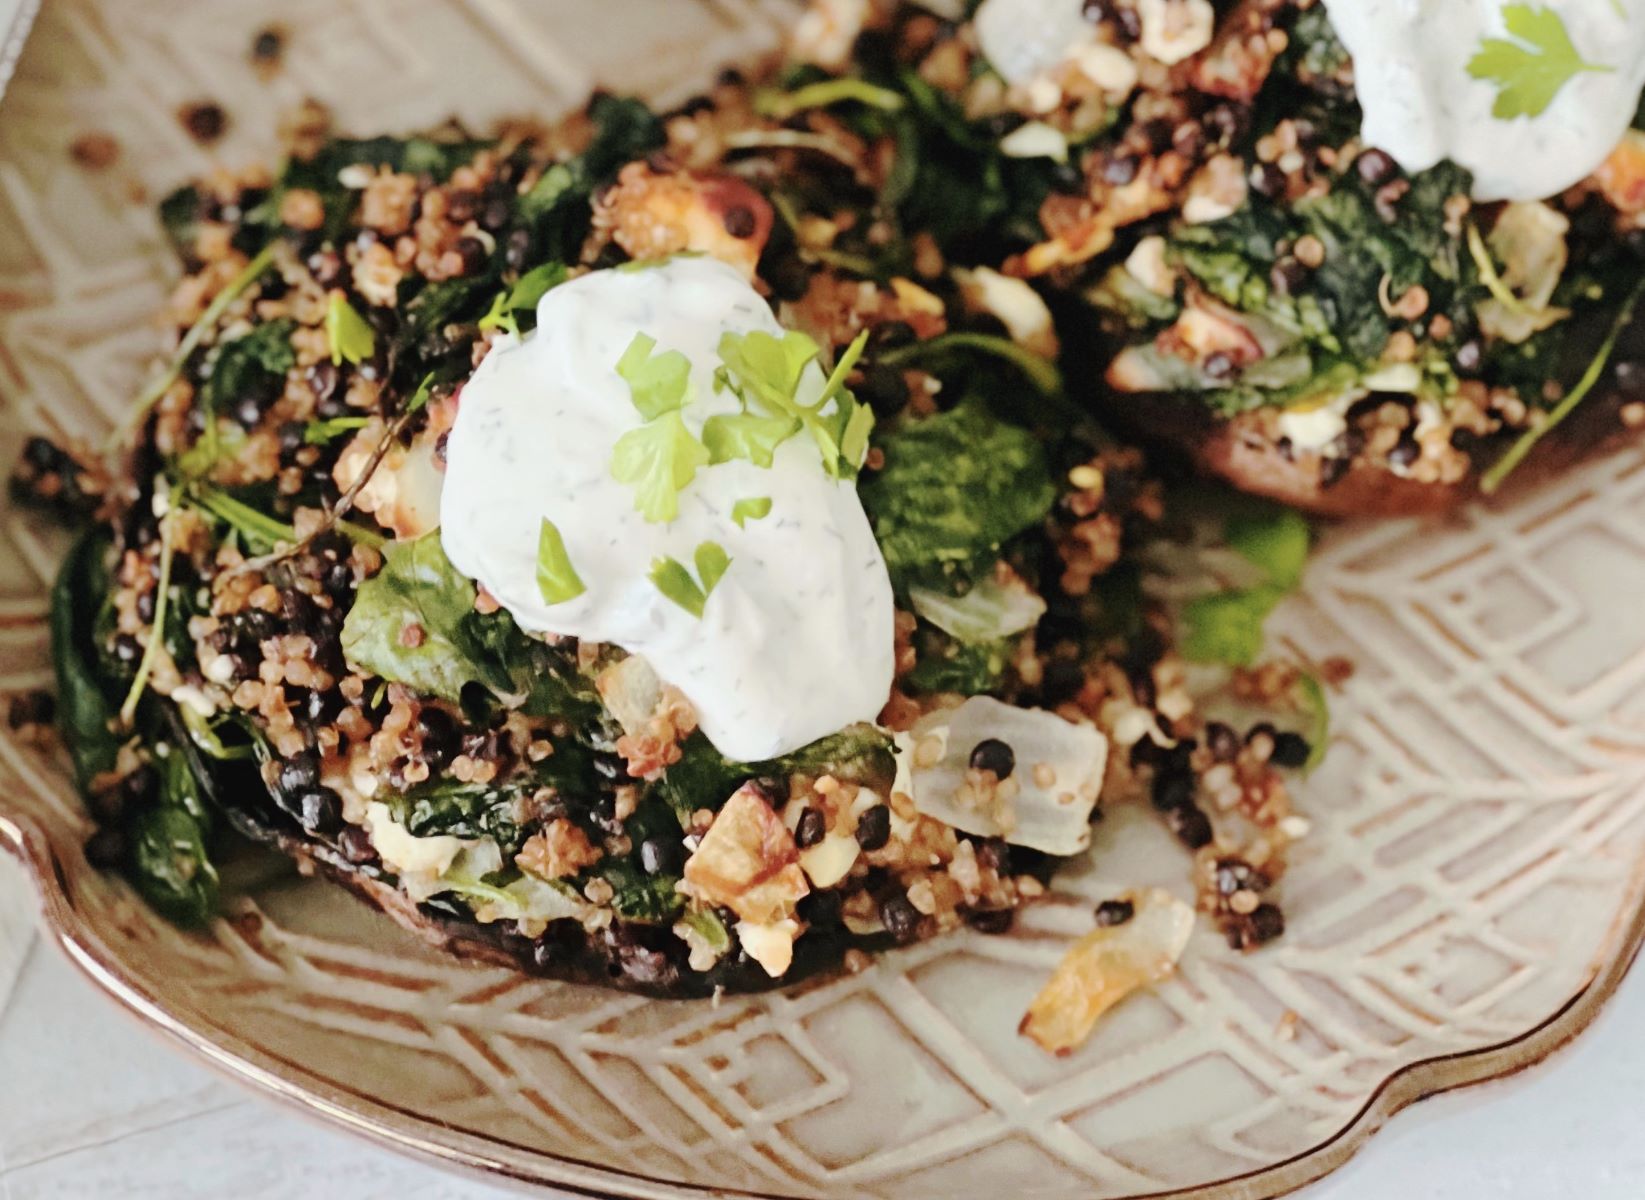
[0,858,1640,1199]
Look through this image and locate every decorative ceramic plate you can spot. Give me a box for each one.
[5,2,1645,1197]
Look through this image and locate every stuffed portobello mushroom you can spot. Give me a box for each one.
[20,55,1318,1013]
[771,0,1645,514]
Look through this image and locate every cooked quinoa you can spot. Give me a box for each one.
[17,10,1330,1017]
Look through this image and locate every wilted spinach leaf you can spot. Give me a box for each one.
[341,532,491,702]
[50,530,120,793]
[860,398,1057,591]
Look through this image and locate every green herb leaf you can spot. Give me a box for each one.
[479,261,570,334]
[504,260,567,312]
[878,330,1062,397]
[1180,585,1287,668]
[189,318,296,475]
[131,801,219,927]
[755,77,907,120]
[616,332,694,420]
[694,541,731,595]
[1483,275,1645,491]
[1181,501,1312,666]
[859,398,1057,591]
[716,328,872,477]
[649,555,706,617]
[1297,673,1330,773]
[108,242,278,451]
[1224,505,1311,590]
[1467,4,1612,120]
[730,496,773,528]
[50,530,120,794]
[610,411,710,523]
[648,542,730,618]
[194,488,296,554]
[405,371,437,415]
[535,518,586,605]
[302,415,370,445]
[326,291,377,366]
[702,411,799,466]
[340,531,493,702]
[718,328,819,412]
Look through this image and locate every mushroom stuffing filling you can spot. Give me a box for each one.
[20,0,1641,1053]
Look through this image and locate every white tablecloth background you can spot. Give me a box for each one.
[2,857,1641,1199]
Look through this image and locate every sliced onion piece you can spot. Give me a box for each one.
[1020,888,1195,1055]
[896,696,1107,856]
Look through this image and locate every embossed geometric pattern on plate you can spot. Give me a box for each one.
[2,3,1644,1198]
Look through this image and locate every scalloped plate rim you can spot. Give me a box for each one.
[6,805,1644,1200]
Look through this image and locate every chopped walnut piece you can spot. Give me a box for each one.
[517,818,603,880]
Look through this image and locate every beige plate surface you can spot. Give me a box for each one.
[5,2,1645,1197]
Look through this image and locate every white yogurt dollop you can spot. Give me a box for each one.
[439,257,895,763]
[1323,0,1645,201]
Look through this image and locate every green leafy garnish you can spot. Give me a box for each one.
[302,415,370,445]
[608,332,710,521]
[694,541,731,594]
[755,77,906,120]
[877,331,1062,398]
[702,411,799,467]
[341,532,493,702]
[190,318,296,472]
[1180,503,1313,667]
[859,398,1056,591]
[611,411,711,523]
[1225,506,1311,590]
[118,507,177,725]
[1297,673,1330,773]
[50,530,120,793]
[616,332,694,419]
[535,518,585,605]
[649,542,731,618]
[194,488,296,553]
[326,291,377,366]
[1482,275,1645,492]
[715,328,874,477]
[404,371,437,416]
[478,261,569,334]
[1467,4,1612,120]
[730,497,773,528]
[108,242,278,451]
[1181,586,1287,667]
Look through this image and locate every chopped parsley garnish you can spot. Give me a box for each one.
[694,540,731,594]
[478,261,569,334]
[714,328,873,478]
[1467,5,1612,120]
[611,411,710,524]
[616,332,694,419]
[535,517,585,604]
[702,410,798,467]
[649,541,731,618]
[610,332,709,523]
[325,291,376,366]
[731,496,773,528]
[303,415,370,445]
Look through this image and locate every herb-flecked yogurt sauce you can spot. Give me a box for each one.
[439,256,895,762]
[1323,0,1645,201]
